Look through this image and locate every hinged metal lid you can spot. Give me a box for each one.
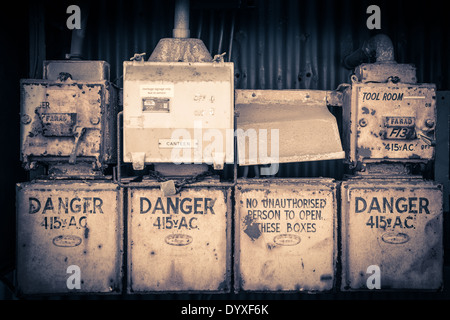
[235,89,345,167]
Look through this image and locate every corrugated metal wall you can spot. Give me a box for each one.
[68,0,449,180]
[1,0,449,300]
[78,0,450,91]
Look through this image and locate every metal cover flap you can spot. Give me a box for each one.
[235,90,345,165]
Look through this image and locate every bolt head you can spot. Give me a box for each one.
[21,114,31,124]
[90,116,100,125]
[359,118,368,127]
[425,119,435,128]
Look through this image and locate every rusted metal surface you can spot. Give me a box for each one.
[234,178,338,292]
[172,0,190,39]
[342,80,436,168]
[355,63,417,84]
[20,75,118,176]
[343,34,395,69]
[16,180,123,295]
[148,38,212,62]
[341,178,443,290]
[127,180,232,293]
[123,61,234,170]
[43,60,110,81]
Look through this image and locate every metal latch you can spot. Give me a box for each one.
[131,152,146,171]
[160,180,177,197]
[213,52,226,63]
[417,131,436,146]
[130,52,146,62]
[69,126,86,164]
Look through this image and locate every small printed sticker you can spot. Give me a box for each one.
[159,139,198,149]
[140,83,174,98]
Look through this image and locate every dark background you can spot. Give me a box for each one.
[1,0,449,301]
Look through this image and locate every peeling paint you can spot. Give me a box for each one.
[243,214,261,241]
[358,147,372,158]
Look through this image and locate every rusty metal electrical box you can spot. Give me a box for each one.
[340,54,443,292]
[20,60,118,177]
[122,61,234,171]
[234,178,338,292]
[16,180,123,295]
[342,63,436,168]
[341,178,443,290]
[127,180,232,293]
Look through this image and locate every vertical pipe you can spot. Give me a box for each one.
[173,0,190,38]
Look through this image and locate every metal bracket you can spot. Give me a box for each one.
[131,152,146,171]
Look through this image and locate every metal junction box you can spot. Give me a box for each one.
[127,180,232,293]
[342,66,436,167]
[16,180,123,295]
[123,61,234,170]
[20,60,118,177]
[341,178,443,290]
[234,178,338,292]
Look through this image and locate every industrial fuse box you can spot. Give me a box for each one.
[234,178,338,292]
[341,178,443,290]
[16,180,123,295]
[340,36,444,292]
[127,180,232,293]
[20,60,118,177]
[123,61,234,171]
[342,63,436,168]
